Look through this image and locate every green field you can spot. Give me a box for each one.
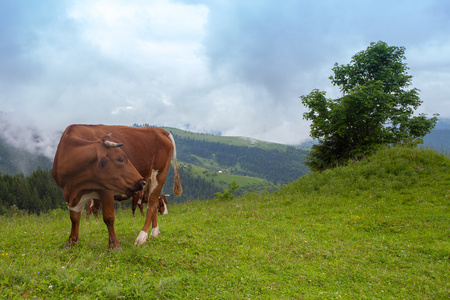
[184,163,279,193]
[0,146,449,299]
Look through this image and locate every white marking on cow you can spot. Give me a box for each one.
[162,201,168,215]
[69,191,99,212]
[137,199,142,205]
[147,169,159,195]
[151,226,160,237]
[134,230,148,245]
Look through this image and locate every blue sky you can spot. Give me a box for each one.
[0,0,449,156]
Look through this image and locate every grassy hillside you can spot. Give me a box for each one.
[1,146,448,298]
[183,163,275,193]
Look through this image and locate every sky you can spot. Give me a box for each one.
[0,0,449,158]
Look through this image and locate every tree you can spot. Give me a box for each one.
[301,41,438,171]
[215,180,240,200]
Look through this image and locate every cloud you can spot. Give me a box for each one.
[0,0,449,157]
[0,113,61,159]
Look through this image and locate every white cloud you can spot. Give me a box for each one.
[68,0,208,62]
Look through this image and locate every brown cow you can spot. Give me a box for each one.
[52,126,146,249]
[87,193,168,220]
[131,193,169,217]
[53,124,182,250]
[86,198,101,220]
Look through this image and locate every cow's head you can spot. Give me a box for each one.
[53,133,145,203]
[158,195,169,215]
[93,135,145,195]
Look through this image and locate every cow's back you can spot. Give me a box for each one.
[60,125,174,179]
[119,127,173,179]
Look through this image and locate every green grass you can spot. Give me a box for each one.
[186,163,278,193]
[0,146,449,299]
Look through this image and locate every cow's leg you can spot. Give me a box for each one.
[151,202,160,237]
[135,169,164,245]
[135,192,160,245]
[138,190,147,216]
[100,190,121,250]
[65,209,81,248]
[86,199,93,220]
[93,199,101,219]
[139,202,145,216]
[131,194,138,217]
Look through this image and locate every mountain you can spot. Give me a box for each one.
[158,127,310,202]
[0,137,52,176]
[422,129,450,152]
[163,127,310,184]
[420,118,450,152]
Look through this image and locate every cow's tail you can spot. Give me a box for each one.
[168,133,183,196]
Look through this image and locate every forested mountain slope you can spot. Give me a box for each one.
[172,134,309,184]
[0,137,52,176]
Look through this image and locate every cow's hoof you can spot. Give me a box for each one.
[150,226,161,237]
[62,240,77,249]
[134,230,148,245]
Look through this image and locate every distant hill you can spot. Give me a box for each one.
[422,129,450,152]
[164,127,310,184]
[157,127,311,202]
[420,118,450,152]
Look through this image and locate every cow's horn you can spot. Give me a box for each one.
[104,140,123,148]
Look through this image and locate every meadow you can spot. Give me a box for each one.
[0,146,448,299]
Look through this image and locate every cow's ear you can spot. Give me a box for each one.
[97,156,108,169]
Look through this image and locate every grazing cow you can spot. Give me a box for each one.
[158,194,169,215]
[85,193,168,220]
[86,198,101,220]
[131,193,169,217]
[51,126,146,249]
[52,124,182,250]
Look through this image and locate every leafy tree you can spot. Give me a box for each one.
[301,41,438,171]
[215,180,240,200]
